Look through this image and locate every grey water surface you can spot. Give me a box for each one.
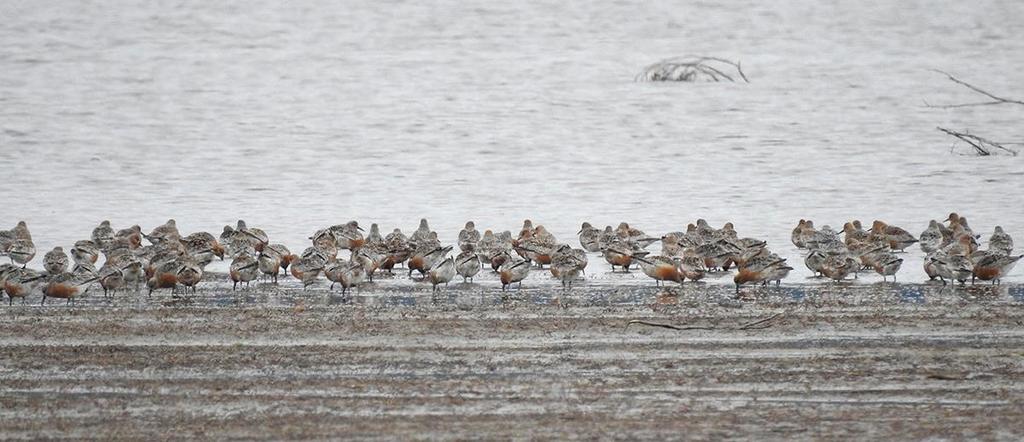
[2,0,1023,283]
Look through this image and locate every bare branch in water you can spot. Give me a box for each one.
[937,127,1019,156]
[637,56,749,83]
[927,70,1024,108]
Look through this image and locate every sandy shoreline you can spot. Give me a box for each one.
[2,277,1024,439]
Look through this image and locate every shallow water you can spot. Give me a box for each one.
[2,0,1023,283]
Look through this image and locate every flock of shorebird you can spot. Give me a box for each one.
[0,213,1019,305]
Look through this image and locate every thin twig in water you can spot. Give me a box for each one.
[936,126,1018,156]
[926,70,1024,108]
[626,320,716,331]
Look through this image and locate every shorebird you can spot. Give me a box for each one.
[329,221,365,251]
[3,267,44,305]
[550,245,586,290]
[181,232,225,267]
[230,252,259,291]
[325,259,365,295]
[734,255,792,291]
[42,271,98,306]
[791,220,814,249]
[989,226,1014,255]
[43,247,69,275]
[458,221,480,252]
[602,239,648,272]
[147,258,183,296]
[518,225,557,267]
[499,258,531,292]
[407,237,445,278]
[235,220,270,252]
[971,254,1022,285]
[7,239,35,268]
[578,222,601,252]
[410,219,434,246]
[870,221,918,252]
[383,228,412,272]
[71,240,100,265]
[110,225,143,250]
[804,249,826,277]
[98,264,125,297]
[145,219,180,245]
[290,255,324,290]
[635,255,684,286]
[679,251,707,282]
[919,221,943,254]
[843,222,869,246]
[91,220,115,251]
[256,249,282,283]
[264,244,294,277]
[596,226,617,250]
[872,253,904,281]
[455,250,481,283]
[927,252,973,285]
[429,256,456,293]
[660,234,684,258]
[176,260,203,294]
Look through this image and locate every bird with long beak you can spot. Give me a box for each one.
[329,221,365,251]
[98,264,124,298]
[429,256,456,293]
[872,253,904,282]
[601,239,648,272]
[578,222,601,252]
[290,255,325,290]
[7,239,35,268]
[258,249,282,283]
[3,267,44,305]
[43,271,99,306]
[410,244,452,279]
[870,221,918,252]
[634,255,684,286]
[499,258,531,292]
[176,259,203,294]
[325,259,365,295]
[927,252,972,285]
[182,232,225,267]
[972,254,1022,285]
[264,244,295,277]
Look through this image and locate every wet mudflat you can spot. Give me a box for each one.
[2,272,1024,440]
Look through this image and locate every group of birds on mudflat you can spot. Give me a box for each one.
[0,213,1019,305]
[793,213,1020,285]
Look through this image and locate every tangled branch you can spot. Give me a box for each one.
[626,312,782,331]
[636,56,749,83]
[926,70,1024,108]
[937,127,1018,156]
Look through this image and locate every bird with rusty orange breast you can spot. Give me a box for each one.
[634,254,683,286]
[499,258,531,292]
[971,253,1021,285]
[518,225,557,268]
[181,232,225,267]
[43,246,69,275]
[43,271,98,306]
[328,221,365,251]
[3,267,44,305]
[382,228,413,273]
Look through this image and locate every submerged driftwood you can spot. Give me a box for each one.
[929,71,1022,156]
[636,56,749,83]
[937,127,1018,157]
